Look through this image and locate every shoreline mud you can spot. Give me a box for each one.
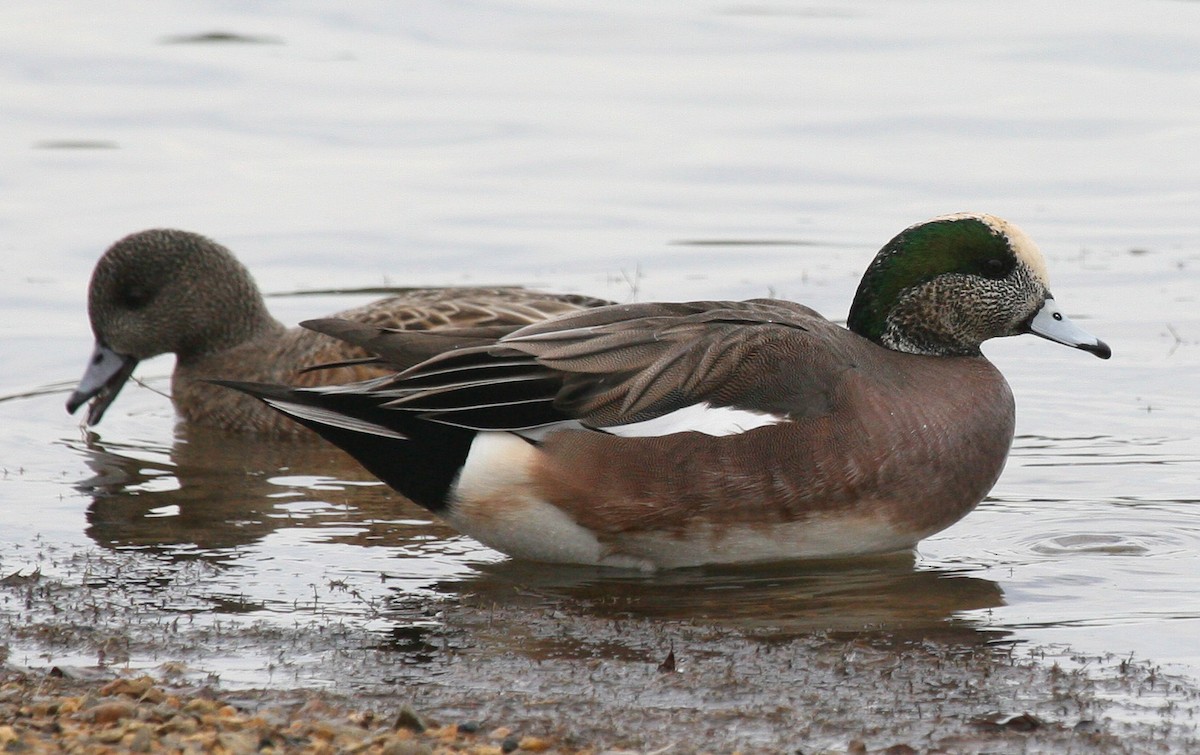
[3,557,1198,753]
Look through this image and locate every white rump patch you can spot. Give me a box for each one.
[600,402,786,438]
[262,398,408,440]
[449,433,643,566]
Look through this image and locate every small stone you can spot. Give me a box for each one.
[297,697,337,718]
[217,730,259,755]
[501,734,521,753]
[180,731,219,749]
[656,649,677,673]
[393,705,426,733]
[99,676,154,698]
[139,686,166,704]
[183,697,219,715]
[23,700,57,717]
[998,712,1043,731]
[145,703,179,723]
[310,721,339,741]
[421,724,458,744]
[210,713,250,732]
[158,661,189,678]
[381,740,433,755]
[331,722,370,744]
[94,725,128,744]
[161,713,199,735]
[518,735,552,752]
[127,725,154,753]
[84,700,136,725]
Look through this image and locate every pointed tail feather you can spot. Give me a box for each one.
[212,380,474,512]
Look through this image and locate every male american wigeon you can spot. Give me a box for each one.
[66,229,609,435]
[219,213,1110,567]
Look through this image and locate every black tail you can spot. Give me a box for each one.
[213,380,474,513]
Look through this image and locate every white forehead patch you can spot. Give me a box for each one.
[927,212,1051,285]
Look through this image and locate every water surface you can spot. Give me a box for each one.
[2,0,1199,721]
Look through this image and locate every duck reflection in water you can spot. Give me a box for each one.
[73,423,454,557]
[72,424,1006,648]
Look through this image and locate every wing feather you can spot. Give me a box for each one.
[289,298,845,436]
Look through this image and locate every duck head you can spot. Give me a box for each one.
[66,229,277,425]
[847,212,1110,359]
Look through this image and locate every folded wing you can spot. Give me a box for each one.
[328,298,845,437]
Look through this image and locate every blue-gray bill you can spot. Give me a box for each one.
[65,341,139,425]
[1027,297,1111,359]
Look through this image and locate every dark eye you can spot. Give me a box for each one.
[982,257,1009,278]
[118,284,154,309]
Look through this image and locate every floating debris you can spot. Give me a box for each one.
[33,140,118,150]
[162,31,282,45]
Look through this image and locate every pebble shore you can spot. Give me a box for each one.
[0,668,561,755]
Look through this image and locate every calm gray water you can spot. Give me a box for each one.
[2,0,1199,690]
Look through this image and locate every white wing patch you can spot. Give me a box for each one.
[261,398,409,440]
[599,402,786,438]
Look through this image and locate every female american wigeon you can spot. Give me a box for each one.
[66,229,609,435]
[219,213,1110,567]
